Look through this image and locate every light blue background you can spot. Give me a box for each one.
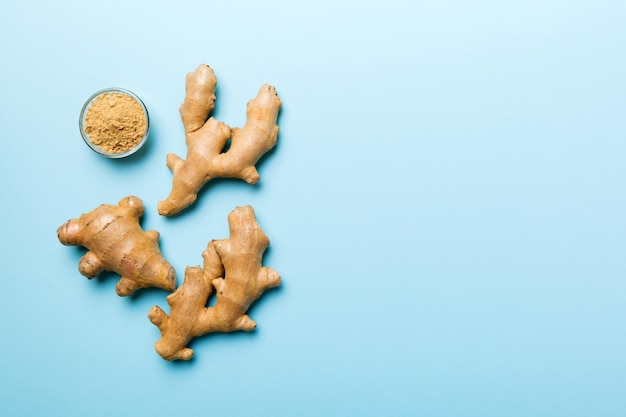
[1,1,625,415]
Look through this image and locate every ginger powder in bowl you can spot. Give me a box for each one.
[79,88,149,158]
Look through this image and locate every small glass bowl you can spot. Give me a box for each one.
[79,88,150,158]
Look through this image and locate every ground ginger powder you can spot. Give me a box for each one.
[84,93,147,154]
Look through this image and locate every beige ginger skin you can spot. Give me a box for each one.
[57,196,176,296]
[148,205,281,360]
[158,64,282,216]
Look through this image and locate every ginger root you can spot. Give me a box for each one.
[148,205,280,360]
[158,64,282,216]
[57,196,176,296]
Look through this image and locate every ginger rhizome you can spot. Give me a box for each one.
[158,64,282,216]
[148,205,280,360]
[57,196,176,296]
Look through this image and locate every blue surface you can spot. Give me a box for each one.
[1,1,625,415]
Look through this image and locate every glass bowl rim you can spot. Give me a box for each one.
[79,87,150,159]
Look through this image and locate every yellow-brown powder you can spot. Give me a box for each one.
[84,93,147,154]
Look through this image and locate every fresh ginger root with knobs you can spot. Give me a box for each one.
[157,64,282,216]
[148,205,281,360]
[57,196,177,296]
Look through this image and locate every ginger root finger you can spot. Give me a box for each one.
[149,205,280,361]
[57,196,177,296]
[180,64,218,133]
